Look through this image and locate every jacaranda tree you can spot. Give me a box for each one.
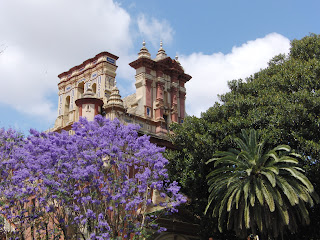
[205,129,319,239]
[0,116,186,240]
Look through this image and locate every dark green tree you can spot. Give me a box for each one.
[206,129,318,239]
[167,33,320,239]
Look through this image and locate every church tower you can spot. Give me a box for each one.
[128,41,191,135]
[52,42,192,146]
[54,52,118,131]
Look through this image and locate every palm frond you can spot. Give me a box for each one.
[205,129,317,239]
[276,176,299,205]
[280,167,314,192]
[277,156,299,164]
[261,171,276,187]
[244,201,250,229]
[254,178,264,205]
[261,179,275,212]
[264,166,279,174]
[272,144,291,152]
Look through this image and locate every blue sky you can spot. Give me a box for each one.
[0,0,319,135]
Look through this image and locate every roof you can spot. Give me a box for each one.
[58,51,119,79]
[123,93,137,109]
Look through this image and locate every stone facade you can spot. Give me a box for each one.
[51,43,198,239]
[53,42,191,147]
[54,51,118,132]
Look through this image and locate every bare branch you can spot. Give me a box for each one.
[0,43,7,55]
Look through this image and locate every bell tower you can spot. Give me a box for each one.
[52,43,191,141]
[53,52,118,131]
[129,41,191,134]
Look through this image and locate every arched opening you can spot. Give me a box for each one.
[78,82,84,98]
[163,114,168,130]
[64,96,70,115]
[92,83,97,94]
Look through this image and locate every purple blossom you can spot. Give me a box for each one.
[86,209,96,219]
[158,227,167,233]
[45,205,53,213]
[90,233,96,239]
[0,116,185,239]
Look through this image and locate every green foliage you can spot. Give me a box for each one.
[290,33,320,61]
[167,33,320,239]
[206,129,319,239]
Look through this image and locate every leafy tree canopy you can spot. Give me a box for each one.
[167,33,320,239]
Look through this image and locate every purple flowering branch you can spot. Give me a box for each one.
[0,116,186,240]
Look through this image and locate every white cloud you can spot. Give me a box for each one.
[0,0,133,124]
[0,0,292,131]
[137,14,174,48]
[0,45,57,121]
[180,33,291,117]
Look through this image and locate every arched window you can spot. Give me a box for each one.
[92,83,97,94]
[163,114,168,130]
[64,96,70,115]
[78,82,84,98]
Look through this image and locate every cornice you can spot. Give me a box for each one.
[130,55,192,83]
[129,57,155,69]
[75,98,103,106]
[58,51,119,79]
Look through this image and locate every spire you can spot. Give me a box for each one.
[155,40,167,61]
[138,40,151,59]
[106,80,124,108]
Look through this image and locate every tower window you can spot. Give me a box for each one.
[163,114,168,130]
[92,83,97,94]
[146,107,151,117]
[64,96,70,115]
[78,82,84,98]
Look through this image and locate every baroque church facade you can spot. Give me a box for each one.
[52,42,199,239]
[52,41,191,148]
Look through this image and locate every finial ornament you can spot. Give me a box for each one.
[138,39,151,59]
[155,40,167,61]
[174,53,184,70]
[107,79,124,108]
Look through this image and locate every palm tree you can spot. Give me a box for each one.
[205,129,319,239]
